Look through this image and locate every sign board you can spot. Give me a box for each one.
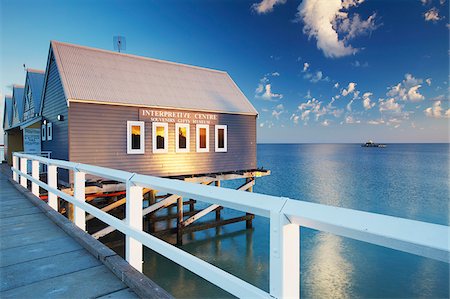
[139,109,218,125]
[23,128,41,153]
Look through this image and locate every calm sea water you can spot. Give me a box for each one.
[141,144,449,298]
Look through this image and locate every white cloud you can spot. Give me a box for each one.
[421,0,432,5]
[305,90,313,99]
[297,0,378,58]
[346,99,354,111]
[404,73,423,87]
[367,119,385,125]
[426,78,432,86]
[334,82,340,88]
[362,92,375,110]
[407,85,425,102]
[321,119,331,126]
[276,103,284,110]
[261,84,283,100]
[379,98,402,113]
[351,60,369,67]
[271,72,280,76]
[301,110,312,121]
[345,115,360,124]
[255,75,283,101]
[424,7,442,22]
[272,110,283,119]
[303,69,329,83]
[310,71,324,83]
[342,82,357,96]
[290,113,300,124]
[252,0,287,14]
[424,100,450,118]
[386,74,426,102]
[303,62,310,72]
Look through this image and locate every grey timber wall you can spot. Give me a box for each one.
[69,102,257,179]
[41,52,69,183]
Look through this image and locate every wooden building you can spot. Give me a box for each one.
[39,41,262,185]
[2,70,45,164]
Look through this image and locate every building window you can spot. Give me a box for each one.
[127,121,145,154]
[152,122,168,153]
[196,124,209,152]
[41,125,46,141]
[47,123,53,141]
[215,125,227,152]
[175,123,190,153]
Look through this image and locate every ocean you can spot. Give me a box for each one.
[139,144,449,298]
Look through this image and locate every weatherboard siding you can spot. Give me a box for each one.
[41,52,69,183]
[68,102,256,179]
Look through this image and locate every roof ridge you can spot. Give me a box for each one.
[51,40,228,75]
[13,85,25,88]
[4,95,12,98]
[27,68,45,74]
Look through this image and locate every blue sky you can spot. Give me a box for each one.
[1,0,449,143]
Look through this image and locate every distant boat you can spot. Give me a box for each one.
[361,140,386,148]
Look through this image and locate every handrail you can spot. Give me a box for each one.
[11,153,450,299]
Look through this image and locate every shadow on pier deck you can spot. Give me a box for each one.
[0,165,170,299]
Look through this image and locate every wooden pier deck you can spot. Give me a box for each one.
[0,169,139,299]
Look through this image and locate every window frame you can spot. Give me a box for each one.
[127,121,145,154]
[215,125,227,152]
[175,123,190,153]
[41,124,46,141]
[152,122,169,154]
[47,123,53,141]
[196,124,209,153]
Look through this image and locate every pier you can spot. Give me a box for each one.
[0,165,170,299]
[1,152,448,298]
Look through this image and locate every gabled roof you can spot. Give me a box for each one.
[49,41,257,115]
[26,69,45,112]
[12,85,25,123]
[3,96,13,130]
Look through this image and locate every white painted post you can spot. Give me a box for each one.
[125,180,143,272]
[20,157,28,188]
[12,155,19,182]
[270,211,300,299]
[31,160,40,196]
[73,171,86,231]
[47,165,58,211]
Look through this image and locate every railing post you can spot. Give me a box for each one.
[270,211,300,299]
[73,171,86,231]
[20,157,28,188]
[47,164,58,211]
[125,179,143,272]
[12,154,19,182]
[31,160,40,196]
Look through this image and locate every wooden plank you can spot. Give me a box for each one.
[0,249,101,291]
[86,197,126,221]
[1,266,129,299]
[180,179,255,228]
[183,204,221,227]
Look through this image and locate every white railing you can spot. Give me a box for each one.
[11,153,450,299]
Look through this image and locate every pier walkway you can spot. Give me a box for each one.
[0,169,139,299]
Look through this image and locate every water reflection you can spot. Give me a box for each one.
[303,233,354,299]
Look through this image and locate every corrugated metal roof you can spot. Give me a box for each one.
[51,41,257,115]
[3,96,13,129]
[27,69,45,112]
[13,86,25,122]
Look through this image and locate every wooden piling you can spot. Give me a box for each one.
[148,190,157,233]
[177,197,183,245]
[245,178,254,229]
